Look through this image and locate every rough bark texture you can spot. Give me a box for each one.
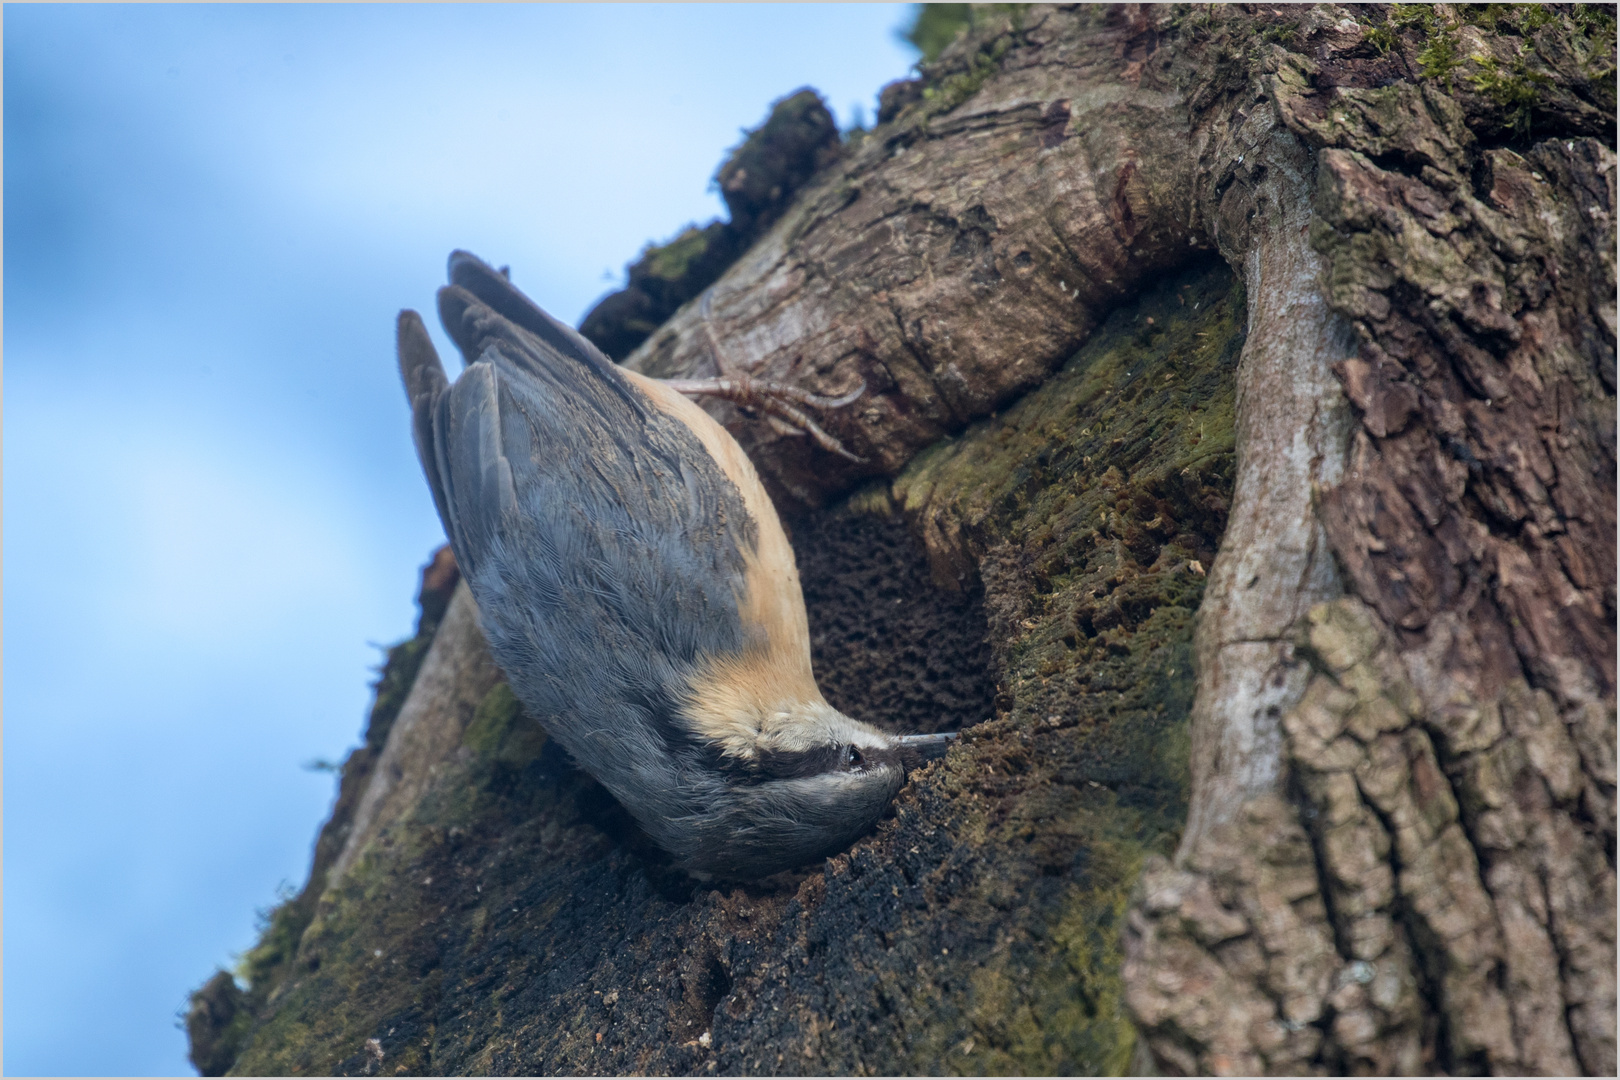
[1120,6,1616,1076]
[191,5,1614,1075]
[626,5,1208,512]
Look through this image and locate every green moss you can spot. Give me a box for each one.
[1572,3,1617,80]
[1417,25,1465,86]
[582,90,839,362]
[1574,3,1617,38]
[895,263,1241,576]
[902,4,1028,67]
[366,632,435,752]
[921,33,1014,114]
[1378,3,1612,127]
[937,788,1162,1075]
[223,665,615,1073]
[1389,3,1443,34]
[235,884,304,993]
[209,1007,257,1073]
[898,5,1031,119]
[1467,53,1551,133]
[640,225,716,285]
[1383,4,1469,88]
[1512,3,1554,31]
[1046,851,1140,1075]
[1364,23,1399,54]
[186,971,255,1077]
[1455,3,1555,34]
[1260,20,1301,46]
[1380,3,1432,35]
[883,257,1244,1073]
[228,817,451,1076]
[196,620,444,1071]
[463,681,548,766]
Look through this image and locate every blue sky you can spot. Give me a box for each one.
[4,6,919,1074]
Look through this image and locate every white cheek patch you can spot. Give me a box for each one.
[754,702,892,755]
[845,726,891,751]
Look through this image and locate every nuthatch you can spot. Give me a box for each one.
[397,251,954,879]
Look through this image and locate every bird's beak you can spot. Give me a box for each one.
[894,732,956,764]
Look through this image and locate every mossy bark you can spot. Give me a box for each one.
[209,252,1243,1079]
[195,4,1613,1075]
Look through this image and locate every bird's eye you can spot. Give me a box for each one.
[844,745,864,769]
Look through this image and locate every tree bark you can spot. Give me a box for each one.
[193,5,1614,1075]
[634,10,1616,1068]
[1114,7,1616,1075]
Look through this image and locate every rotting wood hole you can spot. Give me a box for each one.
[795,510,998,737]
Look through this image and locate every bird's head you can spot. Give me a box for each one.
[660,676,954,879]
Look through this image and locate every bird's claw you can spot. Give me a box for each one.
[666,290,868,463]
[662,375,867,463]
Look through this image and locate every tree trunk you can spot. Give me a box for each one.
[191,5,1614,1075]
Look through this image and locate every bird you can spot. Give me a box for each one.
[397,251,955,879]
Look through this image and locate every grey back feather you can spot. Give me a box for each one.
[400,252,759,825]
[397,252,900,878]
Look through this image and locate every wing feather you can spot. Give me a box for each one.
[396,311,454,538]
[396,253,759,838]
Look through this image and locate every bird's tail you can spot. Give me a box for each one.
[434,249,648,420]
[396,310,455,541]
[438,251,610,373]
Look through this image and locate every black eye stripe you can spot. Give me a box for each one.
[710,743,903,783]
[752,745,844,779]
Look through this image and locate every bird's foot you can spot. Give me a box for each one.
[683,289,867,463]
[663,374,867,462]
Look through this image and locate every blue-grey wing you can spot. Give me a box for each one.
[396,253,757,799]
